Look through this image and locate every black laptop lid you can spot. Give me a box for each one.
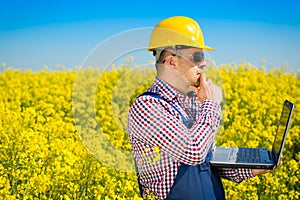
[272,100,294,166]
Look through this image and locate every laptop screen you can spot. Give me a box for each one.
[272,100,294,166]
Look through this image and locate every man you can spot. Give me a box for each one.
[127,16,274,200]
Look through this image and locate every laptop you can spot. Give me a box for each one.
[210,100,294,169]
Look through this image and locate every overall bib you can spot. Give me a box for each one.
[166,149,225,200]
[138,92,225,200]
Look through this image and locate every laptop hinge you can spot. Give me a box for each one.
[268,150,275,162]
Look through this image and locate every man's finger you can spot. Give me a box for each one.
[200,73,207,86]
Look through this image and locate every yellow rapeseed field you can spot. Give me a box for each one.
[0,62,299,199]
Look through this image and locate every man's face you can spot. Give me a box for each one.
[176,48,206,87]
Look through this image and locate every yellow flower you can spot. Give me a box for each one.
[0,63,299,199]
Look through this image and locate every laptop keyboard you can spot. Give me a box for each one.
[236,148,261,163]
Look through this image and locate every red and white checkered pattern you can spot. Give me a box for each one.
[127,77,253,199]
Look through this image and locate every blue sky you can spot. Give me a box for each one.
[0,0,299,71]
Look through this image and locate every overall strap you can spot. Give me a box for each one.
[140,91,191,127]
[135,91,191,197]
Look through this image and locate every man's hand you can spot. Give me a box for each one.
[252,166,276,176]
[191,73,223,104]
[252,156,282,176]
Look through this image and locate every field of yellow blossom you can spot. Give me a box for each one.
[0,61,299,200]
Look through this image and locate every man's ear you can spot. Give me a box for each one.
[164,55,177,69]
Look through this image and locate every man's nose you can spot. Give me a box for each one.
[195,60,207,69]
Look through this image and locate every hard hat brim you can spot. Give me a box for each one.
[148,45,214,52]
[203,45,214,51]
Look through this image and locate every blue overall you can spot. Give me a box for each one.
[137,92,225,200]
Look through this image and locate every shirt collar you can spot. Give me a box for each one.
[151,76,186,102]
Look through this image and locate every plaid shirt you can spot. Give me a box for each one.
[127,77,254,199]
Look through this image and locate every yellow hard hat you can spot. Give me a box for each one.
[148,16,214,51]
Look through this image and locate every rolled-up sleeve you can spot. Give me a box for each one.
[218,168,254,183]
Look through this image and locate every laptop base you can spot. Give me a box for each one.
[210,147,275,169]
